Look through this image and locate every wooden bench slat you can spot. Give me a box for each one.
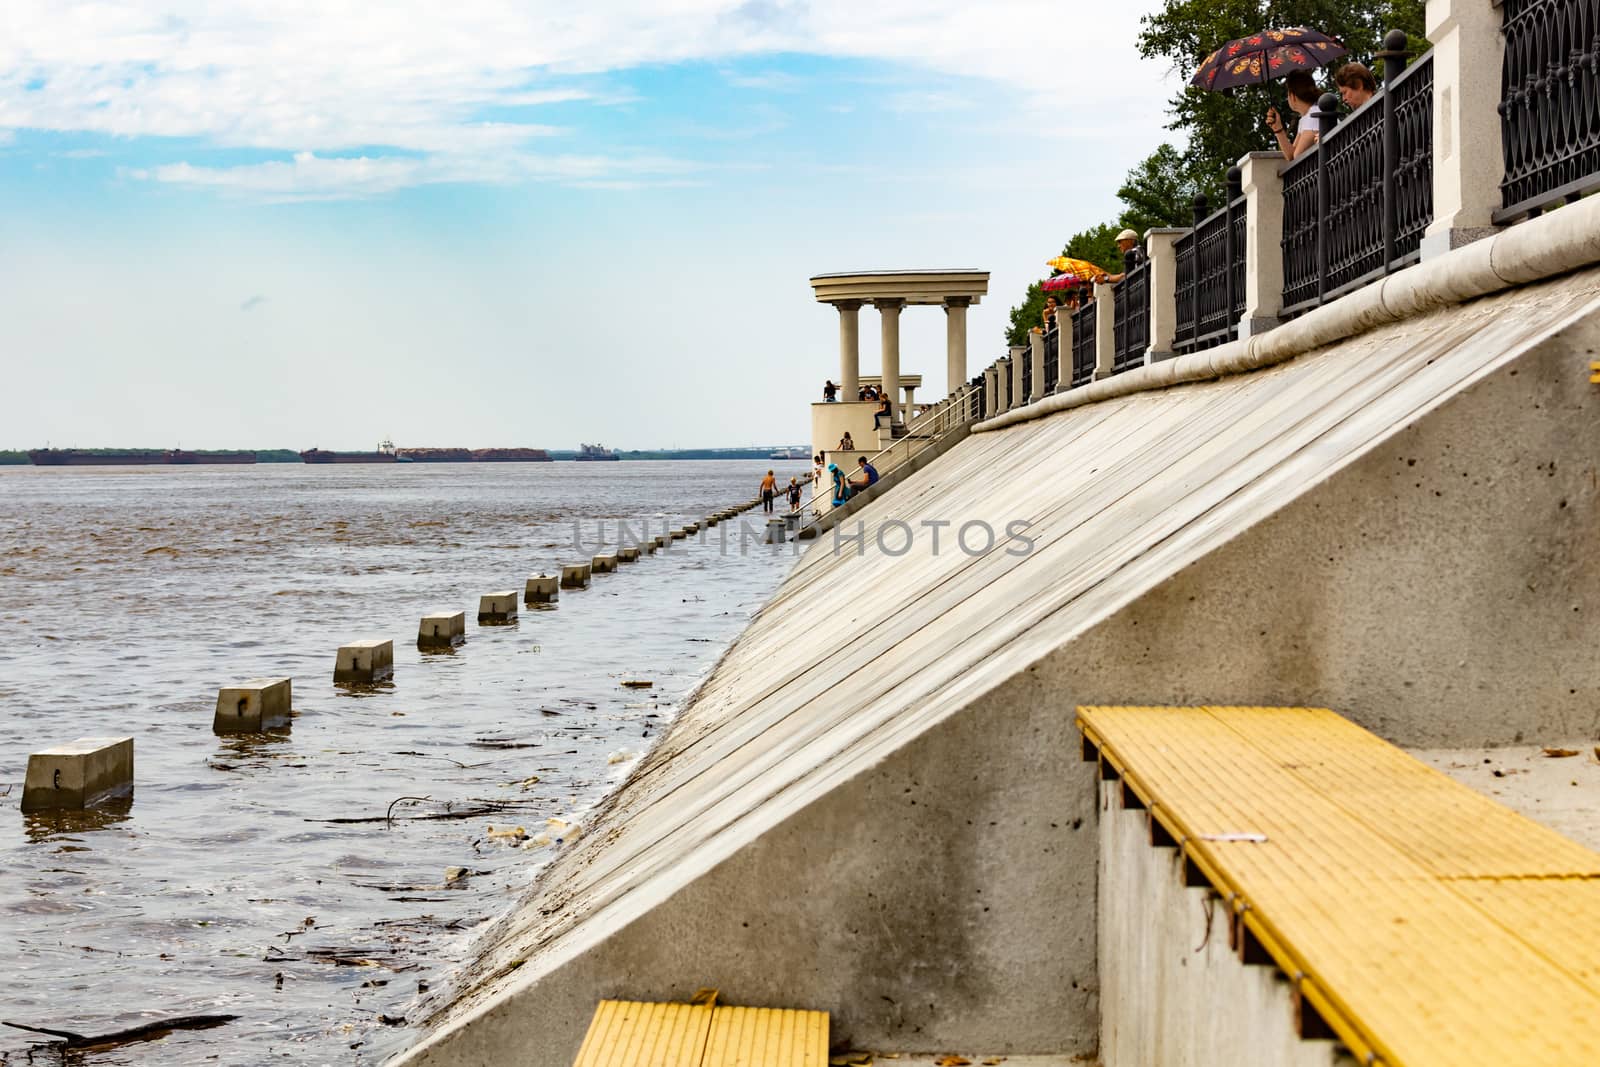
[573,1000,827,1067]
[1079,705,1600,1066]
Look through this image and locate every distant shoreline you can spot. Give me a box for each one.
[0,447,811,466]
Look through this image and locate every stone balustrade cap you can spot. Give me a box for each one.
[811,269,990,306]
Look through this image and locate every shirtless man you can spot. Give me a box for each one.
[760,470,778,513]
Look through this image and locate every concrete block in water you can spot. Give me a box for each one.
[561,563,590,589]
[684,522,699,534]
[650,535,666,549]
[617,547,640,563]
[21,737,134,813]
[335,639,394,684]
[669,528,687,540]
[591,554,618,574]
[418,611,467,649]
[525,575,559,604]
[213,677,293,733]
[766,517,787,543]
[478,592,518,623]
[784,512,800,531]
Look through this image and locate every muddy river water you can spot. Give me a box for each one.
[0,460,807,1065]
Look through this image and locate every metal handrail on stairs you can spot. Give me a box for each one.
[795,381,980,530]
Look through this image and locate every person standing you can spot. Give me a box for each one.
[760,469,778,513]
[823,380,839,402]
[787,477,803,512]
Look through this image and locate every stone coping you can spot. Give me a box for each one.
[975,194,1600,433]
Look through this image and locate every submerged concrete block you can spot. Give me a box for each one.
[705,516,718,528]
[617,547,640,563]
[335,639,394,684]
[419,611,467,649]
[560,564,590,589]
[525,575,559,604]
[684,522,699,534]
[591,554,618,574]
[478,592,518,624]
[213,677,293,733]
[766,517,787,543]
[21,737,134,813]
[784,512,800,531]
[669,528,687,541]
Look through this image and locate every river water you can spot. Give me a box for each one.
[0,460,808,1065]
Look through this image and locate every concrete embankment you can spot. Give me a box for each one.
[397,258,1600,1065]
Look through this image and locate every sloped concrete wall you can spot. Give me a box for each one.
[1022,290,1600,747]
[397,269,1600,1067]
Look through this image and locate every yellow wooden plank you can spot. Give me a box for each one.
[704,1005,829,1067]
[1078,705,1600,1067]
[572,1000,713,1067]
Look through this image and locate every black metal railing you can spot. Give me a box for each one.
[1282,38,1434,318]
[1175,172,1245,354]
[1043,320,1060,393]
[1070,300,1097,387]
[1498,0,1600,222]
[1021,341,1033,402]
[1112,249,1150,373]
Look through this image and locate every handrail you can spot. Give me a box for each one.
[798,380,979,522]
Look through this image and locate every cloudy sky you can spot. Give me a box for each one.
[1,1,1175,451]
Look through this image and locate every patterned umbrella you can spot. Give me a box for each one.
[1044,256,1103,283]
[1190,27,1348,92]
[1040,274,1085,292]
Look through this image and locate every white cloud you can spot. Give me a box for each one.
[128,148,704,200]
[1,1,1167,195]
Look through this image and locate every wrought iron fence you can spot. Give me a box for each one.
[1498,0,1600,222]
[1070,300,1097,387]
[1175,174,1245,354]
[1112,250,1150,373]
[1043,320,1060,393]
[1282,40,1434,318]
[1021,340,1034,401]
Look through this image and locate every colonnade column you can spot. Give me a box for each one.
[875,298,904,425]
[836,300,862,399]
[943,297,970,399]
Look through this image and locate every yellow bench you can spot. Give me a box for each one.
[573,996,828,1067]
[1078,705,1600,1066]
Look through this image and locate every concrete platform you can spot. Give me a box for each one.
[1416,742,1600,853]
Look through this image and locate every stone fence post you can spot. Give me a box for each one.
[1238,151,1285,337]
[1144,228,1185,361]
[1008,346,1026,409]
[1422,0,1505,257]
[983,365,997,418]
[1030,329,1046,400]
[1093,282,1115,380]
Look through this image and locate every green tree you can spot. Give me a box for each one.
[1117,143,1205,232]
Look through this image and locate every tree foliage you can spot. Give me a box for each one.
[1004,0,1428,344]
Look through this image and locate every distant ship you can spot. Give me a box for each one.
[398,447,553,463]
[575,443,620,461]
[300,439,399,464]
[769,447,811,460]
[29,448,257,466]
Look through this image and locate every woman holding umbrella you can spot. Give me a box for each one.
[1190,28,1349,162]
[1265,69,1326,161]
